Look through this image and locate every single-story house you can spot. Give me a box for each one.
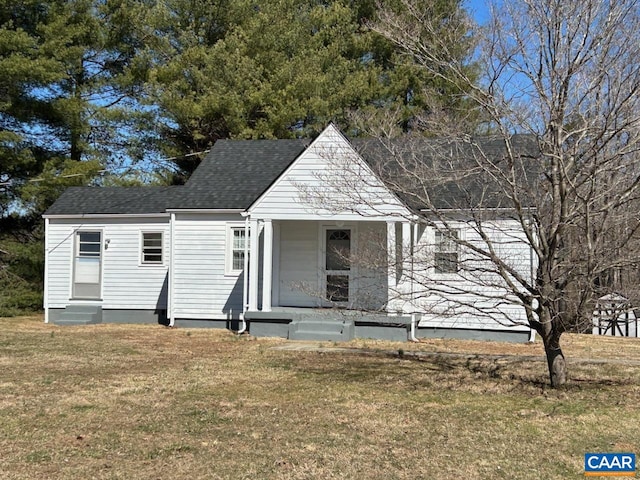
[43,124,536,342]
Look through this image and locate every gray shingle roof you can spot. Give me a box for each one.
[352,135,539,210]
[44,133,538,216]
[181,138,309,209]
[44,186,180,215]
[44,139,309,215]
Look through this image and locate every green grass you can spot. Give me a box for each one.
[0,315,639,479]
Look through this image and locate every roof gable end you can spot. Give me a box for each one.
[247,124,410,220]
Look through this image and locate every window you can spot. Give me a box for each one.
[78,232,101,258]
[226,226,249,274]
[326,229,351,271]
[141,232,163,264]
[435,229,459,274]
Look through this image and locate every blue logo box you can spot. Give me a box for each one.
[585,453,636,476]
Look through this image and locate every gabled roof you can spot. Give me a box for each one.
[44,139,309,216]
[182,138,309,210]
[43,128,539,217]
[352,135,539,210]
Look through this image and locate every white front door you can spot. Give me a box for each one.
[323,227,353,305]
[72,231,102,299]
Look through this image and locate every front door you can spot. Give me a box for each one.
[72,231,102,299]
[324,228,352,305]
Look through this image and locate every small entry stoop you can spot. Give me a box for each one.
[288,316,354,341]
[54,305,103,326]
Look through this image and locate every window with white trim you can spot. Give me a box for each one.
[434,229,459,274]
[141,232,163,264]
[226,226,249,274]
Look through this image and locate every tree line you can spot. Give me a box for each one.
[0,0,472,314]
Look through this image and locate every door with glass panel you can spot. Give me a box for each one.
[72,231,102,299]
[324,228,351,305]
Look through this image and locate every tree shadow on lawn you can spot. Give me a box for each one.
[288,349,635,395]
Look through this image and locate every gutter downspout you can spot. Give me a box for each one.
[44,218,49,324]
[237,214,250,334]
[169,213,176,327]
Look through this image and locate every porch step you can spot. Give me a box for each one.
[55,305,103,326]
[288,317,355,342]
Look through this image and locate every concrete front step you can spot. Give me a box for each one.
[55,305,102,326]
[288,318,354,341]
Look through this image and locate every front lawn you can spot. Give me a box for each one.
[1,316,638,479]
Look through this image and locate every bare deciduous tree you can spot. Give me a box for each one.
[305,0,640,387]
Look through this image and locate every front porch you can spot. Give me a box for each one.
[244,219,413,307]
[245,307,412,342]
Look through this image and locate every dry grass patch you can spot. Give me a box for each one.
[1,316,639,479]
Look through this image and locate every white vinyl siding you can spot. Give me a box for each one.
[46,218,170,309]
[278,221,320,307]
[412,220,531,331]
[172,213,245,319]
[248,125,410,221]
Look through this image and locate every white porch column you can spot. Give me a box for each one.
[248,218,260,311]
[262,219,273,312]
[401,221,412,313]
[387,221,398,313]
[401,222,411,282]
[387,221,397,287]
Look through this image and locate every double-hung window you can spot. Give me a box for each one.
[141,232,163,265]
[434,229,459,274]
[226,225,249,274]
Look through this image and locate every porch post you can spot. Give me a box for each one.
[401,222,411,281]
[262,219,273,312]
[248,218,260,311]
[387,221,397,286]
[401,221,412,313]
[387,221,398,313]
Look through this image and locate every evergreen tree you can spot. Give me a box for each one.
[143,0,477,179]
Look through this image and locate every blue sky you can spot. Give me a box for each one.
[464,0,491,25]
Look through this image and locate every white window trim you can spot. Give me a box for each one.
[140,231,164,266]
[433,226,463,278]
[225,222,248,276]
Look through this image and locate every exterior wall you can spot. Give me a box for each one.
[172,213,245,320]
[249,125,409,221]
[277,220,388,310]
[46,217,170,310]
[278,221,320,307]
[354,222,388,311]
[409,219,532,332]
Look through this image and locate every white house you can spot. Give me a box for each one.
[43,124,535,342]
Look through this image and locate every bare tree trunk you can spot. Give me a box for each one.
[543,337,567,387]
[538,309,567,387]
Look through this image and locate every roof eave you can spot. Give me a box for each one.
[43,212,171,219]
[165,208,245,214]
